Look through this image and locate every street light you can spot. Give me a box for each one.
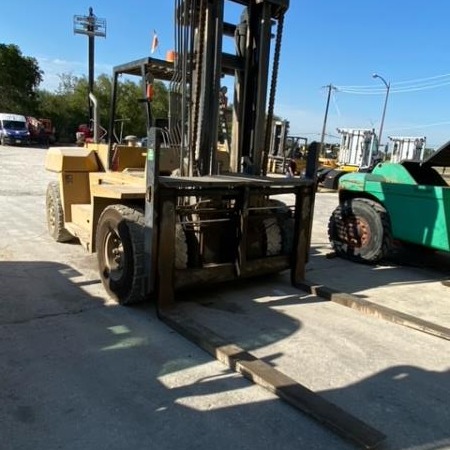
[372,73,390,151]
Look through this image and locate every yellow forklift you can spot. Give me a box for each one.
[319,128,380,189]
[266,121,311,176]
[44,1,385,446]
[45,1,317,307]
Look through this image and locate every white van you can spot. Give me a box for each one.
[0,113,30,146]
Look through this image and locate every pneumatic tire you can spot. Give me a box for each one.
[328,198,392,263]
[96,205,146,305]
[46,181,73,242]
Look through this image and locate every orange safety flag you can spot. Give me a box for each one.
[151,30,159,54]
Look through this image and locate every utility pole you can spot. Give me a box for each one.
[74,7,106,127]
[320,84,336,158]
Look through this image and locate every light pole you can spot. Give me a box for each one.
[372,73,390,152]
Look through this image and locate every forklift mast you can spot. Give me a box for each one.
[168,0,289,177]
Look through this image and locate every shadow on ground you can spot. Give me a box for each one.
[1,261,449,450]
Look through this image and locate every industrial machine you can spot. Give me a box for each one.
[265,119,312,176]
[44,3,392,444]
[320,128,380,190]
[27,116,56,146]
[328,140,450,263]
[45,0,317,307]
[266,125,338,177]
[266,119,289,174]
[388,136,426,163]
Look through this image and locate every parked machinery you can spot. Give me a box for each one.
[265,118,313,177]
[26,116,56,146]
[328,140,450,263]
[266,119,289,173]
[45,0,318,307]
[388,136,426,163]
[320,128,380,190]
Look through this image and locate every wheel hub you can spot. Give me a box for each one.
[104,229,124,281]
[341,216,371,249]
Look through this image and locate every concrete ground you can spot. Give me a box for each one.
[0,145,449,450]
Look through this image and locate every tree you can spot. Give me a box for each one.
[0,44,43,113]
[37,73,170,143]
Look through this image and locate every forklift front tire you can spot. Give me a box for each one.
[96,205,146,305]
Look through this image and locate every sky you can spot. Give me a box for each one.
[2,0,450,148]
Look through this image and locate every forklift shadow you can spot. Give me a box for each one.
[320,365,450,450]
[2,261,448,450]
[0,260,348,449]
[161,272,305,357]
[307,241,450,294]
[0,260,107,326]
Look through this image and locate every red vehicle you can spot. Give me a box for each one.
[26,116,56,146]
[75,124,93,146]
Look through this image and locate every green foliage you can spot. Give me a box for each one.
[37,77,87,143]
[0,43,43,113]
[37,73,169,142]
[0,42,171,142]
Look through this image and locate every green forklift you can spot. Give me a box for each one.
[328,141,450,262]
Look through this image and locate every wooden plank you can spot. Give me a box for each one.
[297,281,450,341]
[159,306,386,449]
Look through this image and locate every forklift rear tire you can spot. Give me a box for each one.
[96,205,146,305]
[328,198,392,263]
[46,181,73,243]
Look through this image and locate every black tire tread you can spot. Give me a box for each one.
[46,181,73,242]
[268,199,294,254]
[328,198,392,263]
[97,204,145,305]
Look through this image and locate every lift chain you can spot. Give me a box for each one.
[191,0,206,176]
[262,12,285,175]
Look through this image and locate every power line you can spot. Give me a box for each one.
[340,72,450,89]
[336,72,450,95]
[387,120,450,131]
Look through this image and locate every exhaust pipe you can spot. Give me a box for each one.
[89,92,99,143]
